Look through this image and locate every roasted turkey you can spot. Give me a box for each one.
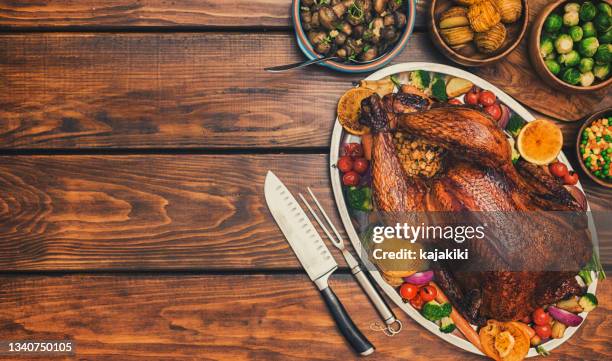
[359,93,592,324]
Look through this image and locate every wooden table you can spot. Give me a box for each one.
[0,1,610,360]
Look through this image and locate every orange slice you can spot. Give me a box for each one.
[516,119,563,165]
[479,320,530,361]
[337,87,375,135]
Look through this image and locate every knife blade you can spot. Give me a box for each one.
[264,171,374,356]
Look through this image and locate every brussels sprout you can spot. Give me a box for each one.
[563,11,580,27]
[579,2,598,22]
[540,36,555,58]
[565,3,580,13]
[546,52,558,60]
[545,13,563,33]
[559,50,581,66]
[579,71,595,86]
[545,59,562,75]
[561,68,581,85]
[594,12,611,33]
[594,63,610,79]
[555,34,574,54]
[598,2,612,17]
[594,43,612,64]
[562,67,582,85]
[582,22,598,37]
[600,29,612,44]
[569,25,584,41]
[579,57,595,72]
[579,36,600,56]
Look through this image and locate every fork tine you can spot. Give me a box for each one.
[306,187,344,247]
[298,193,342,248]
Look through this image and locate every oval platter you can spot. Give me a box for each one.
[329,62,599,357]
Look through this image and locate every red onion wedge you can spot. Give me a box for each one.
[564,185,587,211]
[403,271,434,285]
[548,306,583,327]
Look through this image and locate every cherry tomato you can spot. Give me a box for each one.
[419,285,437,302]
[353,157,369,174]
[342,171,360,186]
[465,90,480,105]
[399,283,419,301]
[343,143,363,158]
[484,104,502,120]
[479,90,496,107]
[337,156,353,173]
[409,294,424,310]
[534,324,552,339]
[532,308,551,326]
[448,98,462,105]
[549,161,568,178]
[563,171,579,185]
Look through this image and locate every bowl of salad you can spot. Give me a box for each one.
[529,0,612,92]
[576,107,612,188]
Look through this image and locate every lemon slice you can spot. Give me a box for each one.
[337,88,375,135]
[494,331,516,358]
[516,119,563,165]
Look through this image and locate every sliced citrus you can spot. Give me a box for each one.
[516,119,563,165]
[337,87,375,135]
[494,331,515,358]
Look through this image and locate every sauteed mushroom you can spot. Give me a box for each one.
[299,0,407,60]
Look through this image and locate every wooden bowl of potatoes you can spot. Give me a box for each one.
[429,0,529,67]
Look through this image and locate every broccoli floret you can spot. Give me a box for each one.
[347,186,373,212]
[422,300,452,321]
[410,70,431,90]
[506,114,526,138]
[431,78,447,102]
[536,345,550,356]
[439,316,456,333]
[579,293,598,312]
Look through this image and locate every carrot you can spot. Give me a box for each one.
[512,321,536,339]
[430,282,484,353]
[361,133,373,160]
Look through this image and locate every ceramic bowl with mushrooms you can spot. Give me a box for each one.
[293,0,417,72]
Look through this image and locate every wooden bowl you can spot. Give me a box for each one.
[529,0,612,93]
[429,0,529,67]
[576,107,612,188]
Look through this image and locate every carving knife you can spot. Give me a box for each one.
[264,171,374,356]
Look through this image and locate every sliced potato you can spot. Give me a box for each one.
[359,77,395,96]
[446,77,474,98]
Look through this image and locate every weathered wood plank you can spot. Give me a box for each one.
[0,274,609,361]
[0,154,610,271]
[0,0,427,29]
[0,32,444,149]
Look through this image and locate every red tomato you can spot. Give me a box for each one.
[353,157,369,174]
[549,162,568,178]
[419,285,437,302]
[479,90,496,106]
[337,156,353,173]
[409,294,424,310]
[563,171,579,185]
[399,283,419,301]
[534,324,552,339]
[343,143,363,158]
[465,91,480,105]
[448,98,462,105]
[484,104,502,120]
[342,171,360,186]
[532,308,551,326]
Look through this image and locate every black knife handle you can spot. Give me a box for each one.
[320,286,374,356]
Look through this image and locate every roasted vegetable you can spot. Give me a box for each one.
[579,36,600,57]
[559,50,581,66]
[545,59,562,74]
[551,321,567,339]
[431,77,448,102]
[540,36,555,58]
[467,0,501,33]
[410,70,431,90]
[600,2,612,17]
[565,3,581,13]
[422,300,452,321]
[579,293,598,312]
[439,6,470,29]
[440,26,475,47]
[594,12,611,33]
[494,0,522,24]
[544,13,563,33]
[601,28,612,44]
[446,77,473,97]
[548,306,583,326]
[556,297,583,313]
[594,43,612,63]
[563,10,580,27]
[579,2,598,22]
[506,114,526,137]
[594,62,610,79]
[569,25,584,41]
[474,22,506,53]
[555,34,574,54]
[580,71,595,86]
[438,316,456,333]
[583,21,598,37]
[347,186,373,211]
[562,67,582,85]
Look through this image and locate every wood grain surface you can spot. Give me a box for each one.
[0,154,609,271]
[0,32,596,150]
[0,0,427,29]
[0,273,608,361]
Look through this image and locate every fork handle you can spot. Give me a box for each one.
[352,265,397,326]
